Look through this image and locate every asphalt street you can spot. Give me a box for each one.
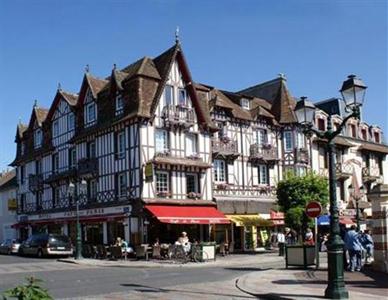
[0,253,284,299]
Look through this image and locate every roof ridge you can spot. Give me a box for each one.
[237,77,284,94]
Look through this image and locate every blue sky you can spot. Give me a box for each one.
[0,0,387,170]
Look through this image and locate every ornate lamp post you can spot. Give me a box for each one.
[348,184,365,232]
[295,75,367,299]
[68,180,87,260]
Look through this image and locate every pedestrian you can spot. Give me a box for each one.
[285,228,297,245]
[304,228,314,246]
[277,230,285,256]
[340,224,348,270]
[360,229,374,264]
[344,225,364,272]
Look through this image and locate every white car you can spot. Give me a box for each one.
[0,239,21,254]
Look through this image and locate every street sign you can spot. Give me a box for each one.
[305,201,322,218]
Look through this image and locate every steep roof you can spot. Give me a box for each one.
[59,90,78,106]
[238,77,296,124]
[34,107,49,126]
[86,74,108,98]
[16,123,27,139]
[0,169,16,191]
[121,56,161,81]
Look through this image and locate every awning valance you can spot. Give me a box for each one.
[145,205,230,224]
[226,214,272,227]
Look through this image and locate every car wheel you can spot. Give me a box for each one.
[37,249,43,258]
[18,248,24,256]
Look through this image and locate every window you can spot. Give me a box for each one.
[115,94,124,115]
[116,131,126,159]
[52,120,59,137]
[88,179,98,201]
[258,165,268,184]
[296,167,306,177]
[52,153,59,173]
[185,133,197,156]
[156,171,169,194]
[374,132,380,143]
[155,129,169,153]
[241,98,250,110]
[255,129,267,145]
[117,173,127,198]
[333,122,340,132]
[36,192,42,209]
[34,129,42,148]
[69,148,77,168]
[349,124,357,138]
[317,119,325,131]
[361,129,367,140]
[164,85,174,106]
[53,187,61,208]
[67,113,75,131]
[20,165,25,184]
[178,88,187,106]
[88,141,96,158]
[35,160,42,175]
[86,102,97,124]
[284,131,293,151]
[186,173,199,194]
[297,132,305,148]
[218,122,227,138]
[214,159,226,182]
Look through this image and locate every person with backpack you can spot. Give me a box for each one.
[344,225,364,272]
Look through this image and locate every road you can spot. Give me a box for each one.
[0,253,283,299]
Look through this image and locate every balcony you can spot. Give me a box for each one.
[335,162,353,180]
[212,138,239,160]
[249,143,278,164]
[294,147,309,164]
[78,157,99,177]
[162,105,195,129]
[362,166,381,183]
[28,174,43,193]
[45,167,77,186]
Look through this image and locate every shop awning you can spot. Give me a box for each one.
[226,214,272,227]
[145,205,230,224]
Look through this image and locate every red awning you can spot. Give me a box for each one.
[145,205,230,224]
[339,217,355,225]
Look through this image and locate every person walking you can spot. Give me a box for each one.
[361,229,374,264]
[277,231,285,256]
[344,225,364,272]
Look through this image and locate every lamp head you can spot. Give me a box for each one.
[340,74,367,109]
[294,96,316,126]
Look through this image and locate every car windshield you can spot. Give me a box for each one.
[49,235,70,247]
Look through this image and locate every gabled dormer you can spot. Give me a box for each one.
[46,87,78,142]
[76,72,108,130]
[25,102,49,154]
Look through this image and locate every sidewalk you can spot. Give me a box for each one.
[58,251,282,269]
[236,265,388,299]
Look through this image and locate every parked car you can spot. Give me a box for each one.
[0,239,21,255]
[18,234,73,257]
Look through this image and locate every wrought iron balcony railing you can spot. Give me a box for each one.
[249,143,278,163]
[294,147,309,164]
[162,105,195,129]
[78,157,99,177]
[362,166,381,182]
[211,138,239,159]
[28,174,44,193]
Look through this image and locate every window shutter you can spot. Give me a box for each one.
[252,166,259,185]
[227,161,234,184]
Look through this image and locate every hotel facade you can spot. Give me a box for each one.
[11,42,388,250]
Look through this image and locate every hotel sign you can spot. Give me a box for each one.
[8,198,17,210]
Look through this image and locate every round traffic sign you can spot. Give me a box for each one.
[305,201,322,218]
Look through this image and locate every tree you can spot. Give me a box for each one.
[276,172,329,236]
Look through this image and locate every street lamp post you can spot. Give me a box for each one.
[294,75,367,299]
[68,180,87,260]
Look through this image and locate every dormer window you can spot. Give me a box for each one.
[67,113,75,131]
[52,120,59,137]
[21,142,25,156]
[374,132,380,143]
[164,85,174,106]
[34,128,42,149]
[115,93,124,115]
[349,124,357,138]
[361,129,367,140]
[317,118,325,131]
[178,88,187,106]
[241,98,250,110]
[85,102,97,125]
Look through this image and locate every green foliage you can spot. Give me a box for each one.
[3,276,53,300]
[277,171,329,232]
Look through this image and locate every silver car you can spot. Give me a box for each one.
[0,239,21,254]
